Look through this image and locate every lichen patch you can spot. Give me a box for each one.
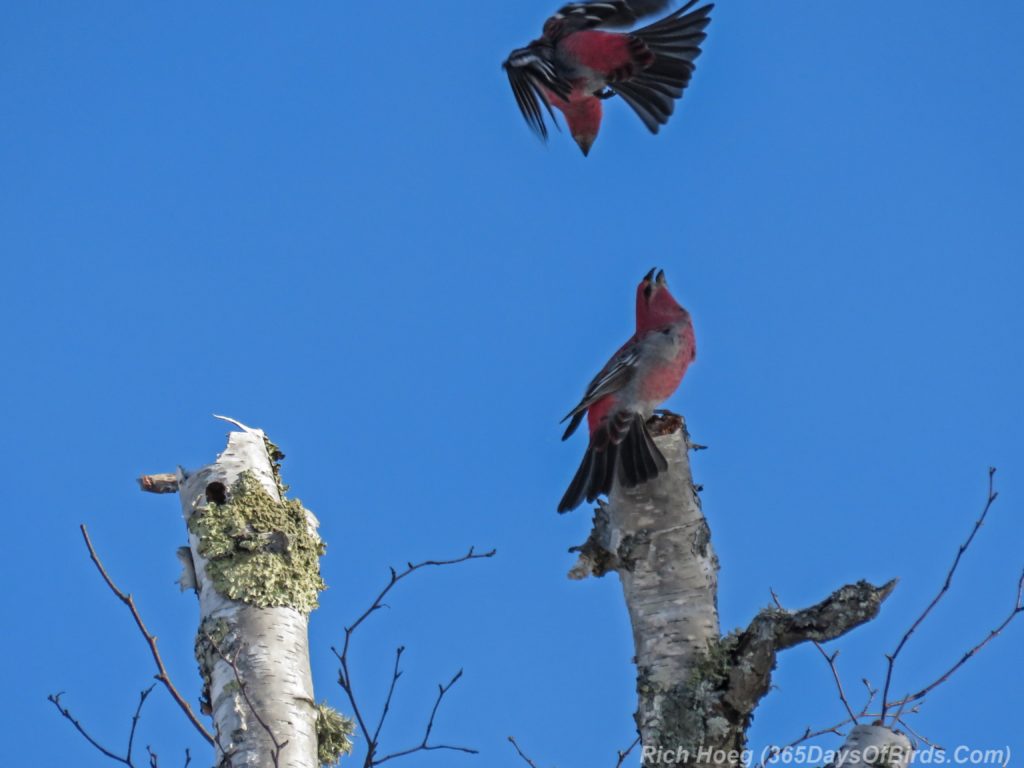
[189,471,325,612]
[315,703,355,766]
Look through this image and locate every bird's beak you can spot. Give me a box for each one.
[574,134,595,157]
[643,267,659,299]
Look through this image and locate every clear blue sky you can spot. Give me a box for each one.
[2,2,1022,766]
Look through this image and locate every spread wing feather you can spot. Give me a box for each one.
[560,342,640,439]
[503,48,572,139]
[543,0,679,38]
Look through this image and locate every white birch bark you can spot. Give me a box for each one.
[177,419,321,768]
[570,414,896,768]
[606,424,719,755]
[835,725,913,768]
[571,416,723,760]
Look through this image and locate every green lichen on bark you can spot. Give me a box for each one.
[315,703,355,766]
[194,617,234,715]
[636,635,748,766]
[263,436,289,495]
[189,470,325,612]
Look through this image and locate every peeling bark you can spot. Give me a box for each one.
[570,414,895,768]
[177,419,325,768]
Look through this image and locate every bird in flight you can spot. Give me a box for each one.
[558,269,696,512]
[503,0,713,155]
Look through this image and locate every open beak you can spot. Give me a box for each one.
[642,267,659,300]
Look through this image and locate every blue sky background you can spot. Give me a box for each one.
[2,1,1022,766]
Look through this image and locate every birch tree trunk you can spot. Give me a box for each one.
[173,417,344,768]
[570,414,895,768]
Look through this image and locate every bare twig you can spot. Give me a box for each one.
[79,525,214,746]
[615,736,642,768]
[896,717,944,751]
[49,685,155,767]
[374,670,478,765]
[880,468,998,719]
[145,742,191,767]
[509,725,639,767]
[762,700,929,767]
[761,704,916,768]
[771,589,858,722]
[331,547,494,767]
[508,736,541,768]
[370,646,405,748]
[888,569,1024,713]
[204,634,290,768]
[859,679,877,718]
[760,721,849,768]
[125,686,154,765]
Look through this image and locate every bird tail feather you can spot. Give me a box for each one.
[615,1,712,133]
[557,413,667,513]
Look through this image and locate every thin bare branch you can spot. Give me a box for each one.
[79,525,215,746]
[859,679,877,717]
[508,736,541,768]
[615,736,642,768]
[762,708,910,768]
[49,685,155,767]
[330,547,494,767]
[370,646,405,748]
[204,634,290,768]
[880,467,998,719]
[760,723,847,768]
[374,669,478,765]
[49,691,128,765]
[896,717,944,751]
[512,725,639,767]
[771,588,857,722]
[145,743,190,768]
[819,652,855,720]
[126,686,155,765]
[888,569,1024,712]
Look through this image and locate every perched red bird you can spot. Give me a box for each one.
[503,0,713,155]
[558,269,696,512]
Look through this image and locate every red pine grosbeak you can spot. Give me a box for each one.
[504,0,713,155]
[559,268,696,512]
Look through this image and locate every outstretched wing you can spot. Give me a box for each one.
[503,47,571,139]
[560,340,640,440]
[611,0,712,133]
[542,0,674,39]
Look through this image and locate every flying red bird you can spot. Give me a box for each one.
[558,269,696,512]
[503,0,713,155]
